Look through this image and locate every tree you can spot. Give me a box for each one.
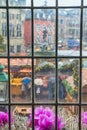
[0,34,6,51]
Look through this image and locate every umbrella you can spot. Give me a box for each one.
[22,77,31,85]
[34,78,43,86]
[48,76,55,83]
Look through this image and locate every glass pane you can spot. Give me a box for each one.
[11,105,32,130]
[82,9,87,56]
[34,106,55,130]
[34,9,55,57]
[0,0,6,6]
[82,59,87,102]
[9,0,31,6]
[0,58,8,103]
[58,9,80,56]
[0,9,7,56]
[34,0,55,6]
[84,0,87,5]
[58,58,80,103]
[34,59,56,103]
[0,105,9,129]
[9,9,32,56]
[58,106,79,130]
[81,106,87,129]
[10,58,32,103]
[58,0,81,6]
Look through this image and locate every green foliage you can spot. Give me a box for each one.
[62,80,78,98]
[0,34,6,51]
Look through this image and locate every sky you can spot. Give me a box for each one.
[26,0,84,6]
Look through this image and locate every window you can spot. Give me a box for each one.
[0,1,87,130]
[16,24,21,37]
[9,24,14,37]
[9,13,14,20]
[2,23,7,36]
[16,14,21,20]
[2,12,6,18]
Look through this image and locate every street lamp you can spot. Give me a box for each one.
[0,64,8,102]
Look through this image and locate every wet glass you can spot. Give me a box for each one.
[58,9,80,56]
[34,0,56,6]
[0,9,7,56]
[58,58,80,103]
[84,0,87,5]
[34,59,56,103]
[11,105,32,130]
[9,9,32,56]
[10,58,32,103]
[0,58,8,103]
[0,0,6,6]
[58,0,81,6]
[34,9,56,57]
[82,9,87,56]
[9,0,31,6]
[58,106,79,130]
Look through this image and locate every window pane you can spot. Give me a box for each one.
[82,59,87,102]
[34,106,55,130]
[34,59,56,103]
[58,9,80,56]
[0,105,9,129]
[9,0,31,6]
[9,9,32,56]
[58,106,79,130]
[84,0,87,5]
[81,106,87,129]
[34,0,55,6]
[0,0,6,6]
[11,105,32,130]
[58,58,80,103]
[82,9,87,56]
[0,58,8,103]
[10,58,32,103]
[0,9,7,56]
[58,0,81,6]
[34,9,55,57]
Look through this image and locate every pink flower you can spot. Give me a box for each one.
[0,112,9,127]
[82,112,87,127]
[58,117,65,130]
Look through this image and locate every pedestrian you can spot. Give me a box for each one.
[58,74,67,102]
[21,82,25,98]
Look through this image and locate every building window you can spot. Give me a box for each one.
[16,14,21,20]
[2,23,7,36]
[2,12,6,18]
[16,24,21,37]
[60,19,64,24]
[17,45,21,52]
[9,13,14,20]
[9,24,14,37]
